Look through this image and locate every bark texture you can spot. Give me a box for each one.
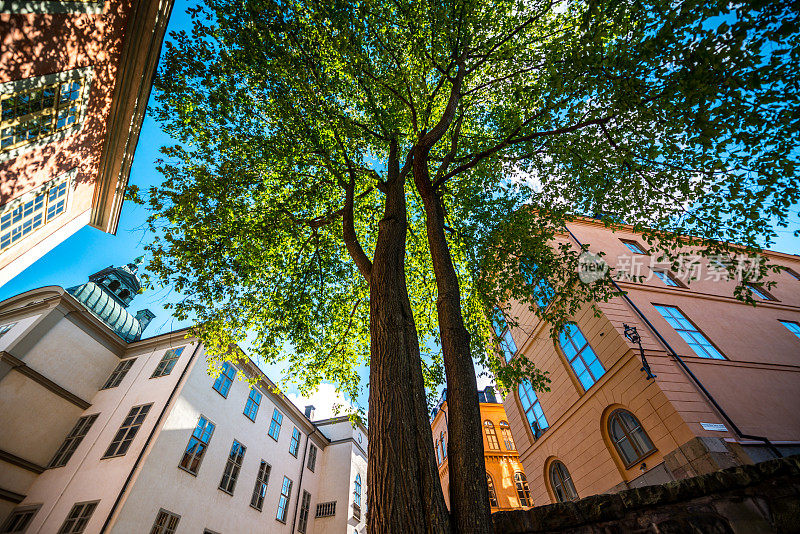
[366,145,451,534]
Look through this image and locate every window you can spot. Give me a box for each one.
[276,476,293,523]
[654,305,724,359]
[289,427,301,456]
[298,491,312,533]
[608,409,656,467]
[49,414,98,468]
[780,320,800,339]
[101,359,136,389]
[484,421,500,450]
[316,501,336,518]
[1,68,90,157]
[151,347,184,378]
[549,461,578,502]
[559,324,606,390]
[1,505,39,533]
[353,473,362,507]
[244,388,262,421]
[500,421,515,450]
[57,502,97,534]
[179,415,215,475]
[102,404,151,458]
[219,440,246,494]
[250,460,272,511]
[0,322,16,338]
[307,443,318,472]
[487,473,498,507]
[745,283,775,301]
[519,381,549,438]
[514,472,532,506]
[434,439,441,464]
[268,408,283,441]
[524,266,555,308]
[621,240,647,254]
[783,267,800,281]
[1,175,70,252]
[652,270,683,287]
[440,431,447,458]
[491,308,517,361]
[150,509,180,534]
[213,361,237,397]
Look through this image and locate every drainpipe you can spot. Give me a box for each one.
[565,227,782,459]
[101,341,203,532]
[290,427,318,533]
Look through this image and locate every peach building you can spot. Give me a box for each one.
[430,387,533,512]
[497,217,800,506]
[0,0,174,286]
[0,262,367,533]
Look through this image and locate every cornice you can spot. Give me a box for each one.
[1,350,91,409]
[617,280,800,312]
[0,448,45,475]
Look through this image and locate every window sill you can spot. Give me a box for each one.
[178,465,199,477]
[218,487,234,496]
[213,388,229,399]
[249,504,263,513]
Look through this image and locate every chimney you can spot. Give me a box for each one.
[304,405,315,420]
[135,309,155,334]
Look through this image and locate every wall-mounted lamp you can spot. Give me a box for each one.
[624,324,657,380]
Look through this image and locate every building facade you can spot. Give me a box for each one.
[430,387,533,512]
[0,264,367,533]
[498,217,800,506]
[0,0,174,286]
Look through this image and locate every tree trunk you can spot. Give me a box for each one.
[367,146,451,534]
[414,156,493,534]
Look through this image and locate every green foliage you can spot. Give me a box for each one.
[145,0,799,404]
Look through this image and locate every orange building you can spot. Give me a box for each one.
[0,0,175,285]
[430,387,534,512]
[498,217,800,505]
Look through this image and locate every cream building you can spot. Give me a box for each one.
[0,262,367,533]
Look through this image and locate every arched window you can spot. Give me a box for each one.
[107,279,121,291]
[353,473,362,507]
[118,289,130,300]
[484,421,500,450]
[434,440,441,464]
[500,421,515,450]
[491,308,517,361]
[559,324,605,390]
[514,472,531,506]
[549,461,578,503]
[486,472,499,507]
[440,431,447,458]
[524,264,555,309]
[609,409,656,467]
[518,381,549,439]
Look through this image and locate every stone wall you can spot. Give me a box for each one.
[493,455,800,534]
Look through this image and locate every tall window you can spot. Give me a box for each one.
[524,265,555,309]
[49,414,99,468]
[621,240,647,254]
[745,283,775,300]
[440,431,447,458]
[276,476,293,523]
[0,322,17,338]
[434,439,441,464]
[500,421,515,450]
[102,359,136,389]
[783,267,800,281]
[1,176,69,251]
[549,461,578,502]
[298,491,312,533]
[57,501,97,534]
[212,361,237,397]
[484,421,500,450]
[307,443,318,472]
[268,408,283,441]
[519,380,549,438]
[250,460,271,511]
[219,440,246,494]
[653,270,684,287]
[1,71,89,154]
[654,305,724,359]
[289,427,301,456]
[514,472,532,506]
[243,388,262,420]
[487,473,498,507]
[559,324,606,390]
[102,404,151,458]
[353,473,362,507]
[780,320,800,339]
[491,308,517,361]
[150,509,180,534]
[180,415,215,474]
[151,347,184,378]
[1,506,39,533]
[608,409,656,467]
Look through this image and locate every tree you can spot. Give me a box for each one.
[143,0,799,532]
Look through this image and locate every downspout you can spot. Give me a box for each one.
[290,427,318,533]
[100,341,203,532]
[565,226,782,459]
